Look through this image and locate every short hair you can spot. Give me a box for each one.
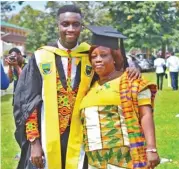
[9,48,21,54]
[57,5,82,17]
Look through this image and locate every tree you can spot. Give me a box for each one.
[1,1,24,20]
[44,1,112,43]
[7,1,112,51]
[104,1,179,56]
[73,1,112,43]
[8,5,48,52]
[1,1,24,12]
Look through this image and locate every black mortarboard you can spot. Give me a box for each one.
[87,25,127,50]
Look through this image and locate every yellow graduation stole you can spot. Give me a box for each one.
[35,42,93,169]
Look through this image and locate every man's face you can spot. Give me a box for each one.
[9,52,22,63]
[58,12,82,47]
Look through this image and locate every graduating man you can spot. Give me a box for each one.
[13,5,141,169]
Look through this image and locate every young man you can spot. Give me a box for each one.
[13,5,141,169]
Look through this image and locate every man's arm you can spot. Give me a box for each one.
[26,109,44,168]
[7,65,13,82]
[126,67,141,80]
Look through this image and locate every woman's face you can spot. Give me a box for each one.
[90,46,115,77]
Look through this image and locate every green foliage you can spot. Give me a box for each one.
[143,72,179,169]
[1,1,24,14]
[5,1,179,53]
[73,1,112,44]
[8,5,49,52]
[1,2,24,21]
[175,53,179,57]
[6,1,112,51]
[104,1,179,51]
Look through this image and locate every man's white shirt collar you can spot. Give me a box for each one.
[57,40,78,51]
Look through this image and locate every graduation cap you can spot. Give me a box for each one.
[87,25,127,50]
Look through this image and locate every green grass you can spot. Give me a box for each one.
[1,72,179,169]
[143,72,179,169]
[1,94,19,169]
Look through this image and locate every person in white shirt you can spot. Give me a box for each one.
[166,52,179,90]
[154,55,166,90]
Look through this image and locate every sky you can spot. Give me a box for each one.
[7,1,47,16]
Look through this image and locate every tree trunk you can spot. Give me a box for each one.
[161,42,166,58]
[146,48,151,59]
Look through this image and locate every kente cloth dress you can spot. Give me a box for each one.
[80,74,155,169]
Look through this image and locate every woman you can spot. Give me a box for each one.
[80,26,160,169]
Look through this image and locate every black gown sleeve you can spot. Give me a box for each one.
[13,54,43,169]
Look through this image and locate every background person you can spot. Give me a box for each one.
[154,55,166,90]
[5,47,27,93]
[80,26,160,169]
[166,52,179,90]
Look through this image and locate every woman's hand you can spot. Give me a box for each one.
[30,139,44,168]
[147,152,160,169]
[126,67,141,80]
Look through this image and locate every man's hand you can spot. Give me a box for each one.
[126,67,141,81]
[5,56,18,67]
[30,139,44,169]
[147,152,160,169]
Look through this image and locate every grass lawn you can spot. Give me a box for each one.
[1,72,179,169]
[1,94,19,169]
[143,72,179,169]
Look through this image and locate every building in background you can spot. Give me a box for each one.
[0,21,29,58]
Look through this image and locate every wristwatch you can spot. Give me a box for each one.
[146,148,157,153]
